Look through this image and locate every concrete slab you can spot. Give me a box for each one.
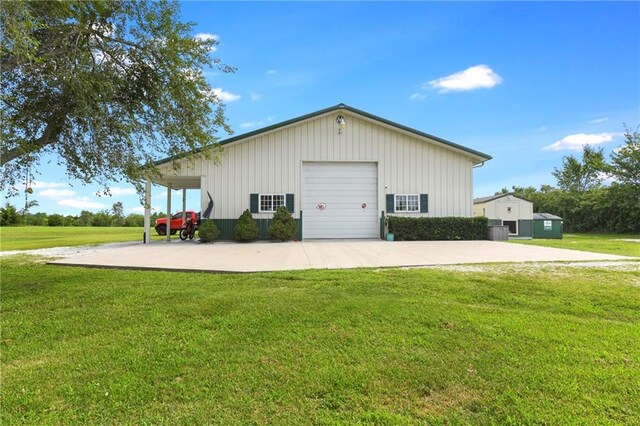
[48,240,635,273]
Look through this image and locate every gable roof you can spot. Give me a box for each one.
[473,193,532,204]
[155,103,492,166]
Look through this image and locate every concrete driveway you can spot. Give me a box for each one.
[48,240,634,273]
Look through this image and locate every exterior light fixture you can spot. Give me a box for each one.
[336,115,346,133]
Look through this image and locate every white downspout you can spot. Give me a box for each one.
[143,179,151,244]
[182,188,187,226]
[166,183,172,242]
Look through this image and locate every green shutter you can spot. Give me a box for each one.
[420,194,428,213]
[386,194,395,213]
[286,194,294,213]
[250,193,259,213]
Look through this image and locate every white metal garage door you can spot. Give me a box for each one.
[302,162,378,239]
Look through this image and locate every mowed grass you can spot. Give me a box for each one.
[2,256,639,424]
[0,226,164,251]
[511,233,640,257]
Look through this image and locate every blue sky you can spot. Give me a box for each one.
[9,1,640,215]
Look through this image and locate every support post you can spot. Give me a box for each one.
[166,183,172,242]
[182,188,187,226]
[144,179,151,244]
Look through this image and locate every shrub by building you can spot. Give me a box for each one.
[387,216,488,241]
[198,219,220,243]
[234,209,259,242]
[268,206,297,241]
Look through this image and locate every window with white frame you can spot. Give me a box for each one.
[259,194,285,212]
[395,194,419,212]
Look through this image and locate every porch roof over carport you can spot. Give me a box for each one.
[152,175,201,189]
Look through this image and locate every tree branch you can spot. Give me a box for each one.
[1,113,66,165]
[2,27,145,74]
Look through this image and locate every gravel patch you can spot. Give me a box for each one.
[618,239,640,242]
[424,260,640,274]
[0,241,140,259]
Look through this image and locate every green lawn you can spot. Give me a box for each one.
[511,233,640,257]
[2,256,639,424]
[0,226,164,251]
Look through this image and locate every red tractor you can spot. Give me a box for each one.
[154,211,199,236]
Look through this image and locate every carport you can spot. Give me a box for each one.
[143,175,202,243]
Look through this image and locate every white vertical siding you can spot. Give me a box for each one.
[169,111,475,220]
[474,196,533,220]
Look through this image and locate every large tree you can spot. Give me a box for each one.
[1,0,233,195]
[551,145,607,192]
[609,127,640,187]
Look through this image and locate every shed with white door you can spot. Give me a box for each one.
[145,103,492,240]
[473,193,533,239]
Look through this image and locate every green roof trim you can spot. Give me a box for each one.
[155,103,492,166]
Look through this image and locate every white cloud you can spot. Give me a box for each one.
[104,186,137,196]
[239,116,276,129]
[426,64,502,93]
[181,68,202,81]
[31,181,66,189]
[194,33,219,51]
[250,92,262,101]
[129,206,160,213]
[92,49,106,64]
[152,191,168,199]
[39,189,77,199]
[543,132,621,151]
[589,117,609,124]
[58,197,107,210]
[195,33,219,41]
[409,93,426,101]
[597,171,616,184]
[266,69,277,75]
[209,87,241,102]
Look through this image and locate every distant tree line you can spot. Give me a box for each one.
[2,129,638,233]
[497,128,639,233]
[0,201,166,227]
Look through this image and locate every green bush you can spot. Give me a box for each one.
[91,210,112,227]
[47,214,65,227]
[0,203,19,226]
[268,206,297,241]
[234,209,259,242]
[198,219,220,243]
[124,214,144,227]
[387,216,488,241]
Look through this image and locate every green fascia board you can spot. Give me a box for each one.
[154,103,492,166]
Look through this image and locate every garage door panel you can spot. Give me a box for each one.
[303,163,376,171]
[303,162,378,239]
[302,194,377,202]
[303,176,377,183]
[303,214,378,222]
[303,186,377,193]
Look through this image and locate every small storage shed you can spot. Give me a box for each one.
[533,213,563,239]
[473,193,533,239]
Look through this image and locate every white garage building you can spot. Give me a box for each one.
[145,103,492,240]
